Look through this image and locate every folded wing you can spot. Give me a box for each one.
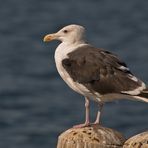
[62,45,146,95]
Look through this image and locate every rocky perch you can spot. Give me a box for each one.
[123,131,148,148]
[57,124,125,148]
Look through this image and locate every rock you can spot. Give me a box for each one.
[57,124,125,148]
[123,131,148,148]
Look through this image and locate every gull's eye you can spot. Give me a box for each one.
[63,30,68,33]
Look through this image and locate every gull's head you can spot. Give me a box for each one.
[43,24,86,44]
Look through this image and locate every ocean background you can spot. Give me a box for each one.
[0,0,148,147]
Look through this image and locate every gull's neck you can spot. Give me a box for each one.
[55,40,87,63]
[57,40,87,53]
[61,39,86,46]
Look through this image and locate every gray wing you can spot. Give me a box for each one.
[62,45,144,95]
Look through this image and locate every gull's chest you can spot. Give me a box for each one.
[54,43,82,79]
[54,43,74,79]
[54,44,80,90]
[54,43,92,96]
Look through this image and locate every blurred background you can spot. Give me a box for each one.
[0,0,148,147]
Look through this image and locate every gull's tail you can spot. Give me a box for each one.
[135,88,148,103]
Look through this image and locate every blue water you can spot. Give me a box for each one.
[0,0,148,147]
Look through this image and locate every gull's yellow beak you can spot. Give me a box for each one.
[43,33,57,42]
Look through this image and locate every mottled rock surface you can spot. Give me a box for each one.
[123,131,148,148]
[57,124,125,148]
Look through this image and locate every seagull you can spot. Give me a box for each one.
[43,24,148,128]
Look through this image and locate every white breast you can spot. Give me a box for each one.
[54,42,92,97]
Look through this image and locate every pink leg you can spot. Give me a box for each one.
[73,97,90,128]
[94,102,104,124]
